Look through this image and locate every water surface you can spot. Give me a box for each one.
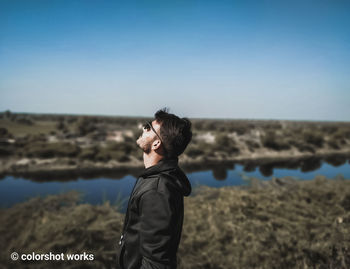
[0,161,349,213]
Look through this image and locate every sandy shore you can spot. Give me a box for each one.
[1,148,349,181]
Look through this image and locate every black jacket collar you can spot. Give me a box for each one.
[139,157,179,178]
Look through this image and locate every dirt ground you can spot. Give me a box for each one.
[0,176,349,269]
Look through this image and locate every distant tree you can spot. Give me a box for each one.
[56,119,65,131]
[67,117,77,124]
[0,128,9,138]
[16,117,34,125]
[4,110,11,119]
[303,131,324,147]
[193,121,204,130]
[214,133,239,153]
[75,117,97,136]
[262,131,290,151]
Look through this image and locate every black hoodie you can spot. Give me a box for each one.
[117,158,191,269]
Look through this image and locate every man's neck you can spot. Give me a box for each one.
[143,152,163,169]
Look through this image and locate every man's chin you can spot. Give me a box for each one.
[136,139,145,152]
[136,138,141,146]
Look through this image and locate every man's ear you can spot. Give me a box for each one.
[152,139,161,150]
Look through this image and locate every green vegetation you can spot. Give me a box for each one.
[0,111,349,175]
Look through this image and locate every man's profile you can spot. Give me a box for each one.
[117,108,192,269]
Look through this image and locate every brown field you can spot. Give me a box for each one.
[0,176,349,269]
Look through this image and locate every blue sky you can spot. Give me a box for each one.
[1,0,349,121]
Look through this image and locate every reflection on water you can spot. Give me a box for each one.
[237,155,348,178]
[0,155,349,212]
[212,168,228,180]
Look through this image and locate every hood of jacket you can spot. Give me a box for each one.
[138,158,191,196]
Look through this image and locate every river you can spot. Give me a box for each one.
[0,160,349,212]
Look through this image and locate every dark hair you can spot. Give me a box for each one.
[155,108,192,159]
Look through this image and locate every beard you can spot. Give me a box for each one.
[136,136,153,154]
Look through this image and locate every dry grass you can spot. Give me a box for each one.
[0,119,56,136]
[0,192,124,268]
[1,177,349,268]
[178,176,350,269]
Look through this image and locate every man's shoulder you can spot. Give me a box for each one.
[138,175,160,192]
[137,170,180,197]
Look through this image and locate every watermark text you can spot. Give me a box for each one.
[10,252,94,261]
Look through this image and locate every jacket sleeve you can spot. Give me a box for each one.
[139,189,175,269]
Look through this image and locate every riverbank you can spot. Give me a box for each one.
[1,148,349,181]
[1,176,349,268]
[1,113,350,180]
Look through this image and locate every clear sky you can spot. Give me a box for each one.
[1,0,349,121]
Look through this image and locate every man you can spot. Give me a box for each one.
[117,108,193,269]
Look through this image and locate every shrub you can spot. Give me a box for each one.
[294,143,315,153]
[246,140,260,152]
[95,149,111,162]
[15,117,34,125]
[0,146,14,157]
[94,142,133,163]
[106,141,134,154]
[23,142,80,158]
[67,117,77,124]
[321,125,338,134]
[227,124,248,135]
[75,117,97,136]
[214,133,239,154]
[185,145,204,158]
[111,151,130,162]
[0,128,13,139]
[202,121,218,131]
[262,131,290,151]
[56,120,66,131]
[193,121,204,131]
[27,134,47,143]
[79,146,98,160]
[303,132,324,147]
[327,141,340,150]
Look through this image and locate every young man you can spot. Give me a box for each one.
[117,109,192,269]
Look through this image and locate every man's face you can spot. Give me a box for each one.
[136,120,162,154]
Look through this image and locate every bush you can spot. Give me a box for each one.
[66,117,77,124]
[79,146,98,160]
[185,145,204,158]
[227,124,248,135]
[327,141,340,150]
[27,134,47,143]
[106,141,134,154]
[0,128,13,139]
[56,120,66,131]
[0,146,14,157]
[262,132,290,151]
[295,143,315,153]
[95,148,111,162]
[94,142,133,163]
[112,151,130,162]
[303,132,324,147]
[95,149,130,163]
[321,125,338,134]
[23,142,80,158]
[246,140,260,152]
[214,133,239,154]
[193,121,204,130]
[75,117,97,136]
[15,117,34,125]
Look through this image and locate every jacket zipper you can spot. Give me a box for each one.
[119,177,141,245]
